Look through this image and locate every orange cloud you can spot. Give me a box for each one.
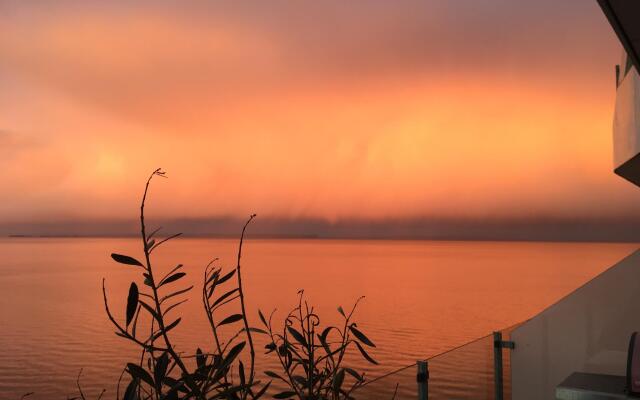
[0,0,637,227]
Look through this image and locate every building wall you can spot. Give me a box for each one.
[614,55,640,169]
[511,249,640,399]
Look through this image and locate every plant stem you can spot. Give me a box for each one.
[140,169,203,399]
[236,214,256,399]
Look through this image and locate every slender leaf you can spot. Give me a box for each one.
[349,326,376,347]
[151,318,182,341]
[147,226,162,241]
[278,344,288,357]
[163,299,188,316]
[196,348,206,370]
[344,367,363,382]
[131,304,141,337]
[158,272,186,287]
[160,286,193,303]
[318,333,333,361]
[162,377,187,394]
[238,360,246,386]
[219,314,243,326]
[265,342,277,354]
[320,326,335,342]
[332,368,345,393]
[253,381,271,399]
[126,283,139,327]
[221,341,246,370]
[354,341,378,365]
[207,282,216,300]
[123,378,138,400]
[162,318,181,335]
[154,352,169,389]
[216,269,236,285]
[264,371,286,381]
[273,391,296,399]
[139,300,159,321]
[149,233,182,253]
[242,327,268,335]
[159,265,183,286]
[126,363,154,387]
[293,375,307,387]
[205,269,220,286]
[337,306,345,317]
[212,288,239,308]
[258,309,268,327]
[287,326,307,347]
[111,253,144,268]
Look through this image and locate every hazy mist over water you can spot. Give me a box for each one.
[0,238,636,398]
[5,215,640,242]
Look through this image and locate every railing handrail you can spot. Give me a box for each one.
[357,331,493,389]
[356,319,526,392]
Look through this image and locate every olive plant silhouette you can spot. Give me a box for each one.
[102,169,269,400]
[37,168,383,400]
[259,292,378,399]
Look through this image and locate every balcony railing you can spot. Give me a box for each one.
[353,322,521,399]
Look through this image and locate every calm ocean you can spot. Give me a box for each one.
[0,238,635,399]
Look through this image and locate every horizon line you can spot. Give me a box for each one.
[5,234,640,244]
[4,215,640,242]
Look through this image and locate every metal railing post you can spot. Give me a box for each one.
[417,360,429,400]
[493,331,504,400]
[493,331,515,400]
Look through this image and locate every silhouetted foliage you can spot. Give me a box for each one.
[102,169,268,399]
[22,168,382,399]
[260,293,376,400]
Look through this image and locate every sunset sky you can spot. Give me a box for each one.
[1,0,639,238]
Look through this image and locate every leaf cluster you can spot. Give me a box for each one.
[102,169,269,400]
[260,292,377,400]
[47,169,383,400]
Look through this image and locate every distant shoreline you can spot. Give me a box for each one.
[6,215,640,243]
[5,234,640,244]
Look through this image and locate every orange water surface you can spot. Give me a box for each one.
[0,238,636,398]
